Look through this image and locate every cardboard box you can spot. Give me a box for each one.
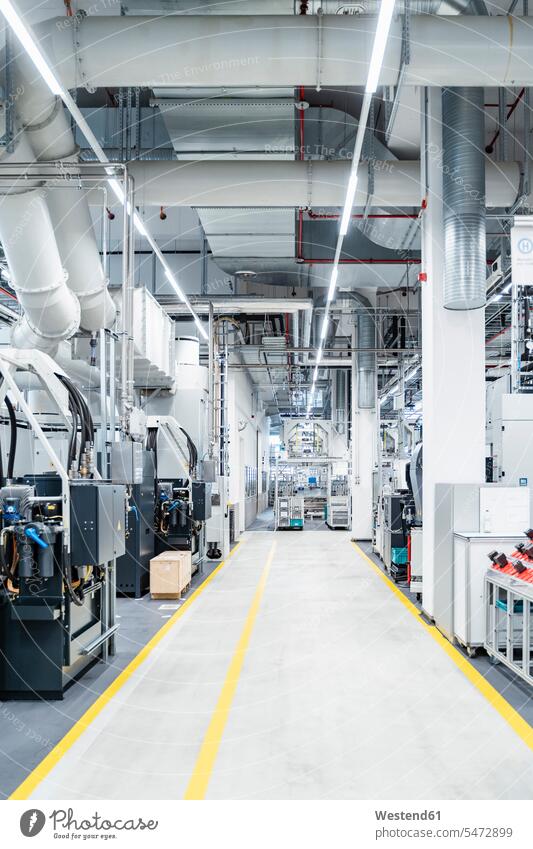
[150,550,192,599]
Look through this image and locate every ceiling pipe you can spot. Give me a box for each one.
[13,56,116,334]
[29,15,533,89]
[0,134,80,353]
[121,158,522,208]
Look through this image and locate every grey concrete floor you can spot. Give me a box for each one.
[358,542,533,729]
[0,559,220,799]
[15,530,533,800]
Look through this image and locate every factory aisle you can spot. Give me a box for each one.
[17,531,533,800]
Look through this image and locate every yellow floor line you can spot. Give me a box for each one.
[351,541,533,751]
[9,540,245,801]
[184,540,277,800]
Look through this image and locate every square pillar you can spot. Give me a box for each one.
[420,87,486,619]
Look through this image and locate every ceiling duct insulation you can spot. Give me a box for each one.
[198,209,295,259]
[152,89,295,160]
[115,1,459,14]
[214,257,412,290]
[153,87,296,264]
[27,15,533,90]
[125,158,521,208]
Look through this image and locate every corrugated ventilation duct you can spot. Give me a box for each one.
[442,87,486,310]
[357,308,376,409]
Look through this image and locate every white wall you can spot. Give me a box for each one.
[228,369,270,532]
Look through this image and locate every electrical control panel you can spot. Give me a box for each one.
[70,481,126,566]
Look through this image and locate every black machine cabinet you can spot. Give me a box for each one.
[154,479,211,556]
[192,481,212,522]
[0,476,126,700]
[383,491,408,580]
[0,564,103,700]
[116,451,155,597]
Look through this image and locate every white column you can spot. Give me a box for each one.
[350,326,376,540]
[420,87,486,619]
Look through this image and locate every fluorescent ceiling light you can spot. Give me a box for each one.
[0,0,64,96]
[194,316,208,340]
[327,266,339,303]
[315,349,323,367]
[339,172,359,236]
[365,0,397,94]
[164,269,186,303]
[320,317,329,341]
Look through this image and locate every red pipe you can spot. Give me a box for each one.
[299,257,496,266]
[0,287,17,301]
[307,211,419,220]
[486,325,510,345]
[300,258,421,265]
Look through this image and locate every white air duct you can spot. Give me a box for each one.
[32,15,533,89]
[45,185,116,331]
[14,61,116,333]
[0,134,79,352]
[125,158,522,208]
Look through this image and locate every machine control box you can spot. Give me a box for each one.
[111,441,144,485]
[192,481,212,522]
[70,482,126,566]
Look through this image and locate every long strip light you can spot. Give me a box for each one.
[0,0,208,340]
[308,0,396,416]
[365,0,398,95]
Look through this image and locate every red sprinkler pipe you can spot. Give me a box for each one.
[307,211,419,220]
[0,287,17,301]
[300,258,422,265]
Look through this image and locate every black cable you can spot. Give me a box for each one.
[179,426,198,476]
[70,391,88,467]
[67,396,78,469]
[147,427,158,481]
[60,552,84,607]
[56,374,95,467]
[71,382,94,442]
[0,420,3,487]
[5,396,17,480]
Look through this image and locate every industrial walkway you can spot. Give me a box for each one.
[13,531,533,800]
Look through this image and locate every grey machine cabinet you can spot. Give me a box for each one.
[432,484,484,642]
[432,483,532,642]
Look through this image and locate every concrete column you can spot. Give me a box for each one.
[420,87,486,619]
[350,324,376,540]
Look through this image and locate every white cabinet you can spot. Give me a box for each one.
[453,533,523,652]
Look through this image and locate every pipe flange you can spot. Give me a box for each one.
[24,96,63,134]
[14,305,80,344]
[14,268,69,297]
[77,281,109,299]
